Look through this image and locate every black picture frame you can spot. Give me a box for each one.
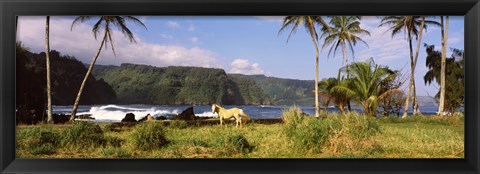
[1,0,479,173]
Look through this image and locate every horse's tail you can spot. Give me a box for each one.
[239,109,250,121]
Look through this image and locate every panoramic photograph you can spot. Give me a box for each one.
[15,16,464,158]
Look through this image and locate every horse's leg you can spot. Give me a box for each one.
[238,115,242,128]
[220,117,223,126]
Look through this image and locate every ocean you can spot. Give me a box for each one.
[52,104,440,122]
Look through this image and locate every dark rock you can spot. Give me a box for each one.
[78,114,95,120]
[172,107,196,120]
[53,114,70,124]
[138,113,155,122]
[195,116,214,120]
[121,113,137,122]
[155,116,167,120]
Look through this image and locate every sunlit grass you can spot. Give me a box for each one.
[16,111,464,158]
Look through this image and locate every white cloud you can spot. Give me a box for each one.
[230,59,265,75]
[190,37,199,44]
[357,16,410,64]
[160,33,173,39]
[188,25,195,31]
[17,16,223,69]
[166,21,180,28]
[256,16,284,23]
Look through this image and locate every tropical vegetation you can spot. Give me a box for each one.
[279,16,330,117]
[423,44,464,114]
[69,16,147,121]
[379,16,441,117]
[16,44,117,124]
[16,109,464,158]
[14,15,465,159]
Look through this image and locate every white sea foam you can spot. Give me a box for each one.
[195,111,218,118]
[86,105,180,121]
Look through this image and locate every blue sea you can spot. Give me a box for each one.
[52,104,440,122]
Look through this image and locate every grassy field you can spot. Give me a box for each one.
[16,110,464,158]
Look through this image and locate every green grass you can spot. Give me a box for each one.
[16,111,464,158]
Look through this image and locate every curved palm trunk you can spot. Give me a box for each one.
[45,16,53,124]
[69,30,108,121]
[438,16,448,115]
[411,17,426,115]
[402,17,425,117]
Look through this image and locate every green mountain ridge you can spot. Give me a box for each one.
[91,63,315,105]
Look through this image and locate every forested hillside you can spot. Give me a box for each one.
[16,45,117,124]
[92,64,271,105]
[229,74,315,106]
[92,64,315,106]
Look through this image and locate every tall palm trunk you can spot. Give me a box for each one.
[402,17,426,118]
[310,32,320,118]
[45,16,53,123]
[341,40,352,112]
[438,16,449,115]
[402,30,414,118]
[69,30,108,121]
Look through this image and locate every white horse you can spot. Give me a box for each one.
[212,104,250,128]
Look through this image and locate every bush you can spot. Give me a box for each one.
[62,121,105,147]
[18,127,61,155]
[210,133,253,154]
[282,107,330,152]
[282,108,380,153]
[130,122,168,150]
[226,134,253,153]
[23,128,60,155]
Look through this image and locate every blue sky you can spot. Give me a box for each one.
[17,16,464,96]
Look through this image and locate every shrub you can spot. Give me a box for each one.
[62,121,105,147]
[130,122,168,150]
[225,134,253,153]
[282,107,330,152]
[18,128,61,155]
[210,133,253,154]
[282,108,380,153]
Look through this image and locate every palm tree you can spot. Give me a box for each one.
[45,16,53,123]
[322,16,371,78]
[331,58,400,116]
[278,16,330,117]
[379,16,440,117]
[328,70,353,114]
[69,16,147,121]
[438,16,449,115]
[318,77,337,113]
